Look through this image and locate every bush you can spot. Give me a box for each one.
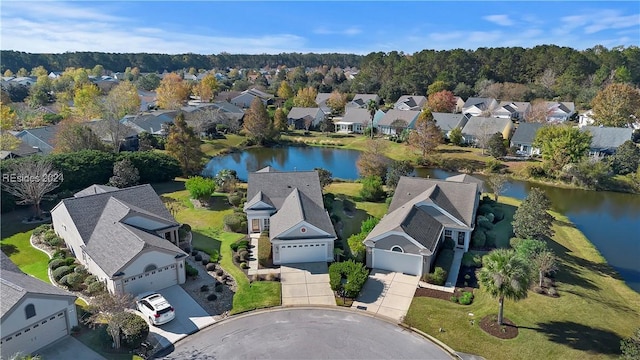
[44,232,64,247]
[216,269,224,276]
[33,224,51,237]
[450,296,458,303]
[223,213,247,233]
[240,262,249,269]
[194,254,203,261]
[329,260,370,298]
[64,272,86,290]
[443,238,455,250]
[52,249,67,259]
[87,280,105,294]
[458,291,474,305]
[207,294,217,301]
[485,231,497,248]
[52,266,73,281]
[359,176,386,202]
[202,258,210,265]
[206,263,216,271]
[462,252,482,267]
[74,265,88,274]
[185,263,199,277]
[215,284,224,292]
[228,193,242,207]
[426,267,448,286]
[478,204,494,216]
[200,285,209,292]
[477,215,493,230]
[84,275,98,285]
[471,231,487,248]
[492,208,505,222]
[64,257,76,266]
[49,258,66,270]
[112,312,149,349]
[485,212,495,223]
[485,158,502,173]
[533,286,545,294]
[266,273,279,281]
[238,250,249,262]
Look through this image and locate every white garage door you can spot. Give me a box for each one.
[280,243,328,264]
[123,264,178,296]
[1,311,68,358]
[372,249,423,276]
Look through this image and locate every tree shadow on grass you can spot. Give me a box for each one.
[151,180,186,195]
[535,321,622,355]
[1,243,18,256]
[543,237,600,291]
[438,148,472,154]
[191,231,222,256]
[564,253,623,281]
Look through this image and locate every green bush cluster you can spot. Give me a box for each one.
[61,272,86,291]
[49,258,66,270]
[359,176,386,202]
[471,230,487,248]
[230,240,249,252]
[43,231,64,247]
[462,252,482,267]
[458,291,474,305]
[87,281,105,295]
[33,224,52,237]
[185,263,199,277]
[223,213,247,233]
[424,267,448,286]
[228,193,243,208]
[52,266,74,281]
[329,260,369,298]
[108,312,149,349]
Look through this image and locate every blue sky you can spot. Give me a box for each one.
[1,1,639,54]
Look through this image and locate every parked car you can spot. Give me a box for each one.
[136,292,175,325]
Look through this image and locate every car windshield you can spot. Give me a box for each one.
[157,306,173,315]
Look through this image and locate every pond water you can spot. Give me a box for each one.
[204,146,640,292]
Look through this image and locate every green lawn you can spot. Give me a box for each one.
[404,196,640,360]
[201,134,246,156]
[1,215,51,282]
[325,182,388,240]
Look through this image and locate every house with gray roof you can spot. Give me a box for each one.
[363,177,480,276]
[231,88,274,108]
[511,123,544,156]
[377,109,421,135]
[15,125,59,155]
[121,110,178,136]
[51,184,187,295]
[394,95,427,111]
[287,107,325,130]
[244,167,336,265]
[1,252,78,358]
[315,92,332,114]
[0,140,40,159]
[346,94,380,109]
[432,112,469,139]
[461,117,513,145]
[545,101,575,123]
[462,97,498,117]
[335,108,371,133]
[493,101,531,121]
[582,126,634,157]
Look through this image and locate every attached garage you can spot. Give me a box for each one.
[123,264,178,295]
[372,248,423,276]
[279,242,328,264]
[1,311,69,358]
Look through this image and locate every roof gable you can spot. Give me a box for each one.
[511,123,544,144]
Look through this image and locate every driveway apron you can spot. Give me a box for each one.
[352,270,419,321]
[280,262,335,306]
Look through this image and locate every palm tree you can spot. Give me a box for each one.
[477,248,531,325]
[366,99,378,139]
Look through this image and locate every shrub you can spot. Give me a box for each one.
[74,265,88,274]
[223,213,247,233]
[485,231,497,248]
[427,267,448,286]
[478,204,494,216]
[33,224,52,237]
[347,232,366,262]
[64,257,76,266]
[464,274,471,281]
[207,294,217,301]
[485,212,495,223]
[443,238,455,250]
[458,291,474,305]
[492,207,505,221]
[49,258,66,270]
[215,269,223,276]
[329,260,369,298]
[84,275,98,285]
[228,193,242,207]
[239,250,249,262]
[194,254,203,261]
[44,232,64,247]
[202,258,209,265]
[215,284,223,292]
[185,263,199,277]
[359,176,386,202]
[64,272,86,290]
[240,262,249,269]
[52,249,67,259]
[52,266,73,281]
[266,273,279,281]
[112,312,149,349]
[450,296,458,303]
[462,252,482,267]
[87,280,105,294]
[471,231,487,248]
[485,158,502,173]
[200,285,209,292]
[477,215,493,230]
[206,263,216,271]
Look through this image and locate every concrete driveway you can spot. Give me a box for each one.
[37,336,106,360]
[144,285,216,349]
[280,262,335,306]
[351,270,419,321]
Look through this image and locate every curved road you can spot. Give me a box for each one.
[158,308,453,359]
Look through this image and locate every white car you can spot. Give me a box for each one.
[136,292,175,326]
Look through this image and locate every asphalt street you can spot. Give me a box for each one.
[157,308,453,360]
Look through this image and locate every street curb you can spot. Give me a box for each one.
[152,305,460,359]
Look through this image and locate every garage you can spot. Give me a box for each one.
[1,311,68,358]
[372,248,423,276]
[123,264,178,295]
[279,243,328,264]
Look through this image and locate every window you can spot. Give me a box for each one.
[25,304,36,319]
[458,232,465,246]
[444,230,453,241]
[391,246,404,253]
[144,264,157,272]
[263,218,270,229]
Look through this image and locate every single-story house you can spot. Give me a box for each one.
[315,93,332,114]
[231,88,274,108]
[335,108,370,133]
[363,176,480,276]
[14,125,59,155]
[462,97,498,117]
[394,95,427,111]
[1,252,78,359]
[287,107,325,130]
[582,126,634,157]
[453,96,465,113]
[377,109,421,135]
[138,90,158,111]
[121,110,178,136]
[511,122,544,156]
[446,174,485,193]
[244,167,337,265]
[51,184,188,295]
[346,94,380,109]
[545,101,575,123]
[0,139,40,159]
[432,112,469,139]
[492,101,531,121]
[461,116,513,144]
[578,110,596,128]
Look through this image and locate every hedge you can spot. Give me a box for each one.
[329,260,369,298]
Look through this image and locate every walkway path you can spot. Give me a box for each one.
[445,249,465,288]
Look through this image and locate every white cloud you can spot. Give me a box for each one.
[483,14,514,27]
[313,26,362,36]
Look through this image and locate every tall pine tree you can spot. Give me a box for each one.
[166,113,205,176]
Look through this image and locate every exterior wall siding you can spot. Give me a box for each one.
[1,296,77,336]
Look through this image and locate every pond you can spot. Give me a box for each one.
[204,146,640,293]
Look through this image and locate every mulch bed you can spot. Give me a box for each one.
[479,315,519,339]
[415,287,476,301]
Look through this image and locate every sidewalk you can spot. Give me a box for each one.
[445,249,464,288]
[247,234,280,276]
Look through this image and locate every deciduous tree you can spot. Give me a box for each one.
[1,157,62,217]
[427,90,456,113]
[54,120,105,153]
[185,176,216,203]
[449,126,463,146]
[591,83,640,127]
[486,174,507,201]
[276,81,294,99]
[527,99,551,123]
[194,73,219,103]
[356,140,389,179]
[273,108,287,132]
[427,80,448,96]
[533,250,558,288]
[611,140,640,175]
[487,132,507,158]
[314,168,333,188]
[243,97,274,144]
[101,81,139,152]
[73,83,102,120]
[165,113,205,175]
[386,160,414,189]
[477,249,531,325]
[409,109,443,158]
[512,187,554,240]
[533,125,591,172]
[157,73,191,110]
[293,87,318,107]
[326,90,347,114]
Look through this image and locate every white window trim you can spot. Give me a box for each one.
[390,245,404,253]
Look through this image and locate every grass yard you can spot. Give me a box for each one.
[325,182,388,240]
[201,134,246,156]
[404,196,640,360]
[1,210,51,283]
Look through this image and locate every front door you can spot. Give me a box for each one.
[457,232,465,247]
[251,219,260,233]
